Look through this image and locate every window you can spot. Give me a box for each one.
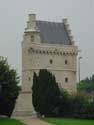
[28,77,31,81]
[49,59,53,64]
[65,77,68,83]
[31,35,34,42]
[65,60,68,64]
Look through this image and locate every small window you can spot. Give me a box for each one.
[49,59,53,64]
[65,77,68,83]
[31,35,34,42]
[65,60,68,64]
[28,77,31,81]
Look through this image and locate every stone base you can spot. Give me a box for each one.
[12,91,37,117]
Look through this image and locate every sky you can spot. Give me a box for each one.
[0,0,94,81]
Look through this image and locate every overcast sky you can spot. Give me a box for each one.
[0,0,94,81]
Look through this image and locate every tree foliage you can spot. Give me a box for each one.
[32,69,60,116]
[77,74,94,93]
[0,57,20,117]
[55,93,94,119]
[32,69,94,118]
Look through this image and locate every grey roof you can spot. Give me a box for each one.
[36,20,71,45]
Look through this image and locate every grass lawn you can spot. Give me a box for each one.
[42,118,94,125]
[0,118,26,125]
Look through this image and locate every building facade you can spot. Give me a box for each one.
[13,14,78,117]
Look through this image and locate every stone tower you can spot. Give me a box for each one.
[13,14,78,117]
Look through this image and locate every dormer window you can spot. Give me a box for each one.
[31,35,34,42]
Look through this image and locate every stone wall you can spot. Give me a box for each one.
[22,42,77,93]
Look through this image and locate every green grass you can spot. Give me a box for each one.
[42,118,94,125]
[0,118,26,125]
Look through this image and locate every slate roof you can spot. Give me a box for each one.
[36,20,71,45]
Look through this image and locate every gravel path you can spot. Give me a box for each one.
[14,116,52,125]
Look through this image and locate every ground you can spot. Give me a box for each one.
[0,118,26,125]
[42,118,94,125]
[1,117,94,125]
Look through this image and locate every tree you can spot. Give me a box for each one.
[32,69,60,116]
[32,73,39,113]
[0,57,20,117]
[77,74,94,93]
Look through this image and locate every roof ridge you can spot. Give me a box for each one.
[37,20,62,24]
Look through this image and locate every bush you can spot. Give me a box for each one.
[58,92,94,119]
